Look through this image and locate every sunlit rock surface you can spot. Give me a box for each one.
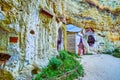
[0,0,120,79]
[0,0,65,79]
[65,0,119,54]
[65,0,120,31]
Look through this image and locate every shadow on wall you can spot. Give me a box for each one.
[0,53,12,79]
[57,27,63,51]
[0,69,14,80]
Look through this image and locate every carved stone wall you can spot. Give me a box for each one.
[0,0,120,79]
[0,0,65,79]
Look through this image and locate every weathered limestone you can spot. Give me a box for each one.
[65,0,120,49]
[0,0,120,79]
[0,0,66,79]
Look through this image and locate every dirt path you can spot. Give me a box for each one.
[81,54,120,80]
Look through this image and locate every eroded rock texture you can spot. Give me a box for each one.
[0,0,120,79]
[0,0,65,79]
[65,0,120,53]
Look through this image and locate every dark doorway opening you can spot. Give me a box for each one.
[87,35,95,46]
[57,28,62,51]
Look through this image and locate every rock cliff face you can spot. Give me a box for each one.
[0,0,120,79]
[65,0,120,31]
[0,0,65,79]
[65,0,120,48]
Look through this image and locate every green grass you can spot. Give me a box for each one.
[34,50,84,80]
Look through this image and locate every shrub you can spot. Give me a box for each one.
[77,62,84,76]
[113,53,120,58]
[103,48,120,58]
[34,50,84,80]
[67,51,79,58]
[59,50,69,61]
[102,51,113,55]
[112,48,120,58]
[49,57,62,70]
[113,48,120,53]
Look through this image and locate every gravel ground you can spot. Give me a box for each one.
[81,54,120,80]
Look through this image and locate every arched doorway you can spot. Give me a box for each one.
[57,27,63,51]
[85,28,95,47]
[87,35,95,46]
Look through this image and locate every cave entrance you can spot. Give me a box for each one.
[87,35,95,46]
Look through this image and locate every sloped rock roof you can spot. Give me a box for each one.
[65,0,120,32]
